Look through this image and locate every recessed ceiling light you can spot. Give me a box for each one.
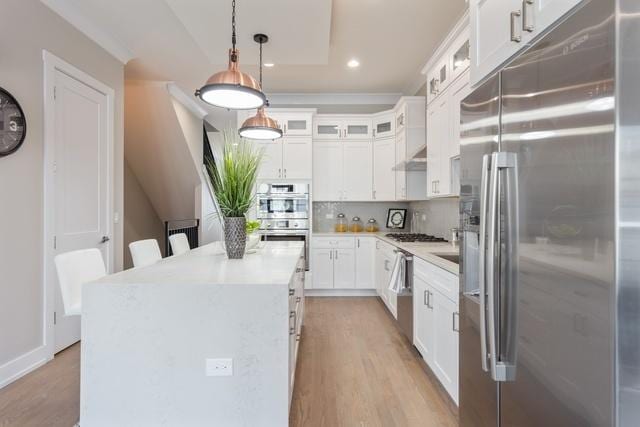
[347,59,360,68]
[264,63,275,68]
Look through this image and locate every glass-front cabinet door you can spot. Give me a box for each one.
[281,114,312,136]
[373,112,395,139]
[313,117,342,139]
[343,118,372,140]
[451,33,470,81]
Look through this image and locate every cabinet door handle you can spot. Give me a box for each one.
[284,168,287,178]
[284,123,287,133]
[372,190,376,200]
[357,238,360,248]
[335,249,339,260]
[427,291,433,309]
[278,168,282,178]
[510,10,522,42]
[424,290,429,306]
[522,0,534,32]
[330,250,333,260]
[453,312,460,332]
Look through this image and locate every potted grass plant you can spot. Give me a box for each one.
[206,129,262,259]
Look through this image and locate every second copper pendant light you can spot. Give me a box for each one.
[238,34,283,140]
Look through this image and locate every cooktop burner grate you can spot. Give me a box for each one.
[385,233,448,243]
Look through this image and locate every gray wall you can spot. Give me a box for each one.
[408,198,460,238]
[313,202,410,232]
[0,0,124,382]
[124,161,165,268]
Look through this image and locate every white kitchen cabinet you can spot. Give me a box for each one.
[427,94,449,197]
[426,70,470,198]
[255,136,312,181]
[395,130,407,200]
[256,140,284,180]
[413,275,436,365]
[311,248,334,289]
[274,113,312,136]
[373,137,396,201]
[372,112,395,139]
[427,58,451,106]
[311,237,359,289]
[239,110,314,137]
[343,141,373,201]
[432,292,459,404]
[344,118,373,140]
[313,117,342,140]
[282,137,313,179]
[470,0,582,87]
[355,237,375,289]
[313,140,372,201]
[448,73,470,160]
[450,33,471,83]
[333,249,356,289]
[470,0,523,87]
[413,257,459,404]
[312,141,343,201]
[313,116,372,140]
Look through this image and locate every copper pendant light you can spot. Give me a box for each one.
[195,0,266,110]
[239,34,283,140]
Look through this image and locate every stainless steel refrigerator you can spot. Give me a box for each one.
[459,0,640,425]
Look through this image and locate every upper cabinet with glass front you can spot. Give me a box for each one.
[313,116,372,140]
[372,112,395,139]
[425,15,470,105]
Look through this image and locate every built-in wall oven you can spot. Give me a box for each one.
[257,183,310,269]
[256,183,309,219]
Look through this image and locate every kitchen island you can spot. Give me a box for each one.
[80,241,305,427]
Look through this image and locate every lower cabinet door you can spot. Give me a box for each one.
[413,277,436,364]
[333,249,356,289]
[311,248,334,289]
[355,237,375,289]
[432,290,460,404]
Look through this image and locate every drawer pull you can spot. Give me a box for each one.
[289,289,295,296]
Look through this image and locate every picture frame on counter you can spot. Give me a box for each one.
[386,209,407,229]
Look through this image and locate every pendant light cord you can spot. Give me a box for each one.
[259,39,263,87]
[231,0,237,62]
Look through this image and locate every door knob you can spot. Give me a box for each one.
[100,236,110,243]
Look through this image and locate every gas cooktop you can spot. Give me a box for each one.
[385,233,448,243]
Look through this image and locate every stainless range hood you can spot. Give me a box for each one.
[393,144,426,171]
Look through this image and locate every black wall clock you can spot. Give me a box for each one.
[0,87,27,157]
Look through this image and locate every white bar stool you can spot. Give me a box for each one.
[54,248,106,316]
[129,239,162,268]
[169,233,191,256]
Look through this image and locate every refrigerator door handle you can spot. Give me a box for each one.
[479,154,491,373]
[488,151,518,382]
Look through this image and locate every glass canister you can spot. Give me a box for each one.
[350,216,363,233]
[335,213,348,233]
[365,218,379,232]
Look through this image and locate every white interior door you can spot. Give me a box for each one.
[52,70,111,353]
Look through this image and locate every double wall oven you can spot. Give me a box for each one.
[257,183,310,269]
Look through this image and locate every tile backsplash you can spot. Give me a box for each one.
[408,198,460,239]
[313,202,410,232]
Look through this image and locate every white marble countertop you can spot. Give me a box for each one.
[312,231,460,275]
[90,241,305,287]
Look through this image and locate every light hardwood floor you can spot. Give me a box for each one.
[290,297,457,427]
[0,297,457,427]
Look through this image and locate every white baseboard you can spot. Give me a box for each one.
[305,289,378,297]
[0,345,51,389]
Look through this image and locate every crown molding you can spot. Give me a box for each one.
[41,0,134,64]
[167,83,208,119]
[267,92,403,106]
